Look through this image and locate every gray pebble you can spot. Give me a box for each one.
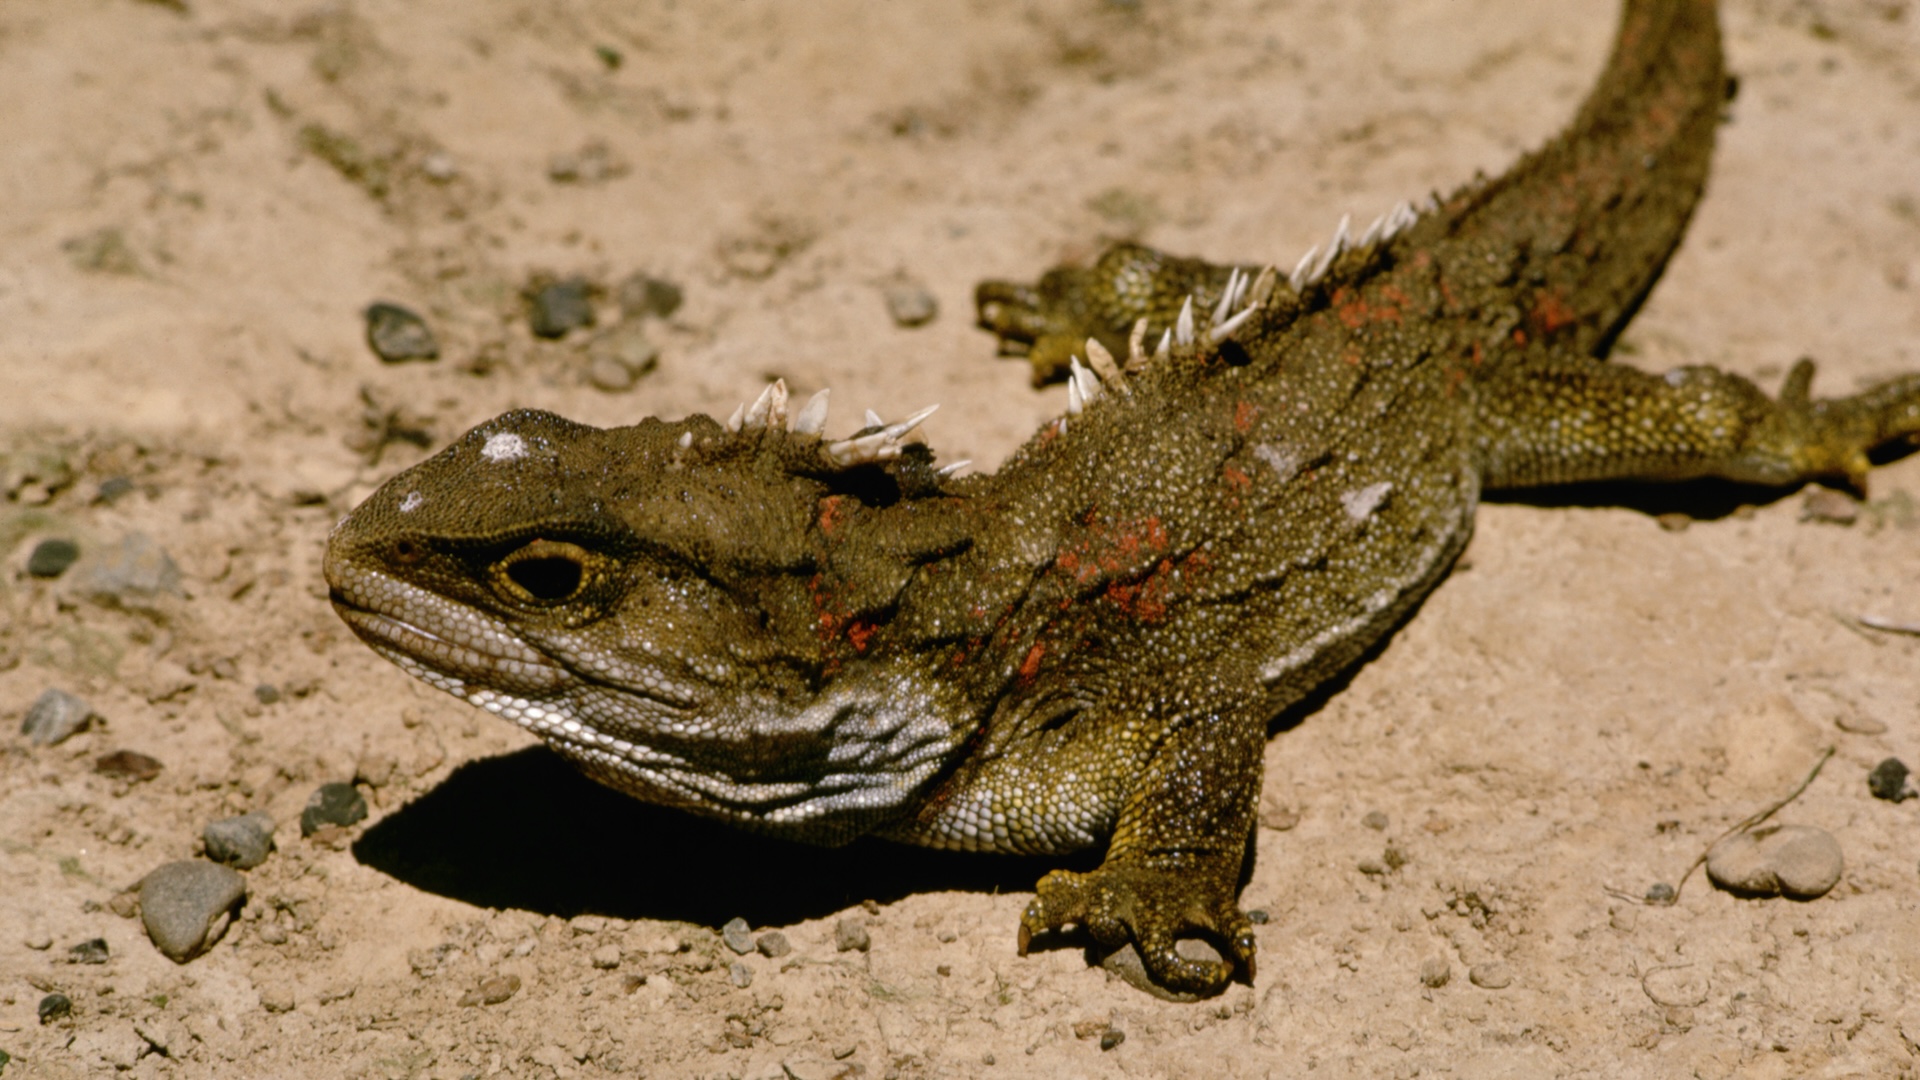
[590,944,622,970]
[1869,757,1912,802]
[585,322,659,392]
[140,860,247,963]
[1644,882,1676,904]
[1836,713,1888,735]
[253,683,281,705]
[1419,957,1451,988]
[1468,962,1513,990]
[616,273,682,320]
[1362,810,1390,831]
[68,532,181,608]
[529,278,595,339]
[364,302,439,363]
[833,918,870,953]
[728,960,753,988]
[203,810,276,869]
[27,538,80,578]
[721,916,755,955]
[1706,824,1844,899]
[300,782,368,836]
[67,937,109,965]
[755,931,791,959]
[20,688,96,746]
[883,282,938,328]
[95,749,162,782]
[38,992,72,1023]
[1800,487,1860,525]
[94,476,135,504]
[1100,1030,1125,1051]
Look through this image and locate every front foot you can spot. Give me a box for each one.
[1018,861,1257,996]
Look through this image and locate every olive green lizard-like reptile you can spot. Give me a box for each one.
[324,0,1920,995]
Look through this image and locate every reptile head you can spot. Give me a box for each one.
[323,398,979,842]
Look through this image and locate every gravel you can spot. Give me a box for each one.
[20,687,96,746]
[203,810,276,869]
[1705,824,1844,899]
[140,860,247,963]
[364,302,440,362]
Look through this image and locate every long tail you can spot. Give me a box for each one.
[1415,0,1726,360]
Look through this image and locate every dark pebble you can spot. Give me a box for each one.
[364,302,440,363]
[529,278,595,338]
[94,476,135,504]
[27,538,80,578]
[616,273,683,320]
[755,931,791,959]
[253,683,281,705]
[20,688,96,746]
[1645,882,1676,904]
[1869,757,1912,802]
[203,810,276,869]
[728,960,753,988]
[95,749,163,782]
[38,992,72,1023]
[721,916,754,955]
[1248,909,1269,925]
[140,860,247,963]
[833,918,870,953]
[67,937,109,965]
[1100,1030,1125,1051]
[300,782,368,836]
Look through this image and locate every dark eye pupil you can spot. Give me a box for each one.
[507,556,583,601]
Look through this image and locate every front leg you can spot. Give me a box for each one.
[1018,699,1264,995]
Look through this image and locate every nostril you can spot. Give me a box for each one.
[506,556,583,601]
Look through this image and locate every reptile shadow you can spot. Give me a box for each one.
[353,746,1087,927]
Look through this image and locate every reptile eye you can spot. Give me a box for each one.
[390,538,423,565]
[496,539,595,604]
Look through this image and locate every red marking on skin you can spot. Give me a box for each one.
[1471,342,1486,366]
[1530,288,1578,336]
[1019,643,1046,682]
[1511,328,1529,347]
[1332,285,1405,330]
[847,620,877,653]
[1444,366,1467,398]
[1054,515,1170,584]
[1342,348,1363,367]
[1233,400,1260,432]
[1438,278,1459,311]
[1222,465,1251,493]
[817,495,846,538]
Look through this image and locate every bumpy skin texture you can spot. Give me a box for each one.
[325,0,1920,996]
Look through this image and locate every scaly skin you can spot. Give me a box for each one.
[324,0,1920,997]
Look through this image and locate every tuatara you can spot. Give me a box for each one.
[324,0,1920,995]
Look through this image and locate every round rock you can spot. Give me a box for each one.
[721,916,755,956]
[616,273,682,320]
[140,860,247,963]
[883,282,938,328]
[364,302,439,362]
[1868,757,1912,802]
[529,278,595,339]
[38,992,72,1023]
[20,687,96,746]
[203,810,276,869]
[755,931,791,959]
[833,918,870,953]
[300,782,368,836]
[27,538,80,578]
[1705,824,1844,899]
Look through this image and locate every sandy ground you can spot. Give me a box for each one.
[4,0,1920,1076]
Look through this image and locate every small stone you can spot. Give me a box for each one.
[203,810,276,869]
[547,141,625,184]
[1655,512,1692,532]
[1247,909,1269,925]
[833,918,870,953]
[728,960,753,988]
[421,152,459,181]
[139,860,247,963]
[1706,824,1844,899]
[721,917,755,955]
[756,931,791,958]
[883,282,938,328]
[1868,757,1912,802]
[95,749,163,782]
[364,302,439,363]
[300,782,368,836]
[258,985,296,1013]
[1800,487,1860,525]
[25,929,52,950]
[1837,713,1888,735]
[27,538,80,578]
[253,683,281,705]
[1362,810,1390,830]
[529,277,595,339]
[590,944,622,970]
[94,476,135,504]
[1644,882,1676,904]
[458,974,521,1007]
[585,322,659,392]
[1641,965,1710,1008]
[1468,962,1513,990]
[1418,957,1451,988]
[616,273,683,320]
[38,992,72,1023]
[1099,1030,1125,1051]
[67,937,109,965]
[20,688,96,746]
[68,532,182,608]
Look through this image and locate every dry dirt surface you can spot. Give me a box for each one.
[4,0,1920,1077]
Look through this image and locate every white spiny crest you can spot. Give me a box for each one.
[1066,364,1085,416]
[725,403,746,433]
[1210,267,1245,326]
[1126,318,1151,371]
[1209,303,1259,343]
[1083,336,1128,394]
[1174,294,1196,347]
[1153,328,1172,362]
[864,409,885,430]
[1288,244,1320,291]
[1245,265,1278,310]
[935,460,971,478]
[789,388,831,435]
[742,379,789,430]
[825,403,939,467]
[1359,212,1386,250]
[1068,356,1103,410]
